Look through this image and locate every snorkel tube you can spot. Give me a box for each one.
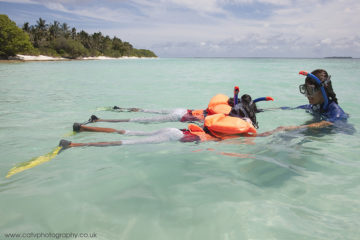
[299,70,329,110]
[234,86,239,105]
[253,96,274,103]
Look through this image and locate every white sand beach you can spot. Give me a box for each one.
[10,55,67,61]
[7,55,157,61]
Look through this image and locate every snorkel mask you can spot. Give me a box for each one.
[229,94,271,129]
[299,71,330,110]
[230,101,258,128]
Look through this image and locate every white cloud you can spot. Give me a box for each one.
[258,0,291,5]
[43,2,68,12]
[0,0,35,3]
[321,38,332,45]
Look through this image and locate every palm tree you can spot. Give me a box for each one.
[48,21,60,41]
[61,23,70,39]
[36,18,47,31]
[78,30,91,49]
[22,22,30,32]
[91,32,103,51]
[34,18,47,47]
[71,27,76,40]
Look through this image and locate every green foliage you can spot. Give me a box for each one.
[2,15,157,59]
[51,37,88,58]
[132,49,157,57]
[38,47,60,57]
[0,14,34,58]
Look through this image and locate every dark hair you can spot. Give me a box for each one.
[228,97,235,107]
[305,69,338,104]
[229,94,259,128]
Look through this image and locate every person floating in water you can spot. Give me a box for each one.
[60,94,262,148]
[92,89,274,124]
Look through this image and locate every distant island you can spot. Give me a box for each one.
[0,14,157,60]
[324,56,352,59]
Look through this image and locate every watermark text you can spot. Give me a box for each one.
[3,232,97,239]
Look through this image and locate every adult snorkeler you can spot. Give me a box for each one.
[262,69,349,135]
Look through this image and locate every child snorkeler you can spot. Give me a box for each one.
[60,94,261,148]
[90,91,273,124]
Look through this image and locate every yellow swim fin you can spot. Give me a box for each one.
[6,146,63,178]
[63,131,77,137]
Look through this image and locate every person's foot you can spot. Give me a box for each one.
[128,108,140,112]
[73,122,82,132]
[89,115,99,122]
[59,139,72,149]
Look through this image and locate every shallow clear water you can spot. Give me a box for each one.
[1,58,360,240]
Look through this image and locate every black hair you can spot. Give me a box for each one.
[228,97,235,107]
[305,69,338,104]
[229,94,259,128]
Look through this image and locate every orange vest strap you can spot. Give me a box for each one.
[191,109,206,121]
[188,124,218,142]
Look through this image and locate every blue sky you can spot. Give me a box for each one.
[1,0,360,57]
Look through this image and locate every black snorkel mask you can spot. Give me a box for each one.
[299,71,331,110]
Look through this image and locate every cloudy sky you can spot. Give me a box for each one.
[1,0,360,57]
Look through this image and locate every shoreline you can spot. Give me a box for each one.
[2,54,157,62]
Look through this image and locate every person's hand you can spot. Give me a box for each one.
[257,125,299,137]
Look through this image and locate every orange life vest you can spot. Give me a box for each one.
[181,109,206,122]
[206,94,232,115]
[187,114,257,142]
[204,113,257,138]
[191,109,206,121]
[187,124,218,142]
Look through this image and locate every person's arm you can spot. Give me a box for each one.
[257,105,311,112]
[257,121,332,137]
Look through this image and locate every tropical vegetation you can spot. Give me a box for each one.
[0,14,34,58]
[0,14,157,59]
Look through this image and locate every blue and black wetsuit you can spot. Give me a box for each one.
[296,101,348,123]
[281,101,355,135]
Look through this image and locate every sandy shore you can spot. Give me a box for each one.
[9,55,67,61]
[4,55,156,61]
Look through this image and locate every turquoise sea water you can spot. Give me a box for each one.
[1,58,360,240]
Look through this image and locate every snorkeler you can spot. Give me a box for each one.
[93,94,230,123]
[297,69,347,123]
[61,94,261,148]
[264,69,349,134]
[90,91,273,124]
[108,87,241,122]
